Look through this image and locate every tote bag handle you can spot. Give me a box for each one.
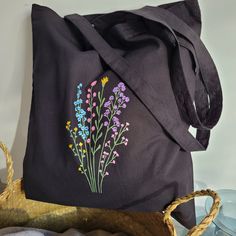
[64,5,222,152]
[128,5,222,127]
[126,5,223,150]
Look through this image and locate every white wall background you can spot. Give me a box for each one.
[0,0,235,191]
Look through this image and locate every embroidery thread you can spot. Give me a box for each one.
[66,77,130,193]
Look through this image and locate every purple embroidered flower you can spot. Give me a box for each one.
[125,97,130,103]
[112,116,120,127]
[104,109,110,117]
[104,101,111,108]
[118,82,126,91]
[112,127,117,132]
[112,87,119,93]
[104,121,109,126]
[116,110,121,115]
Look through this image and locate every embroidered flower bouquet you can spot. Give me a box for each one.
[65,77,130,193]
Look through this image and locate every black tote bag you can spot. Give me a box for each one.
[23,0,223,229]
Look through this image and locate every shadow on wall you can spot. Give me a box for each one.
[0,13,32,185]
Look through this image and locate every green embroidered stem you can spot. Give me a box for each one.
[77,116,95,192]
[88,86,97,192]
[91,86,104,191]
[78,144,93,190]
[99,153,116,193]
[97,96,118,193]
[99,124,127,192]
[72,84,96,192]
[92,86,106,193]
[68,127,92,190]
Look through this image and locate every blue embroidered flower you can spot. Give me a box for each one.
[74,84,89,141]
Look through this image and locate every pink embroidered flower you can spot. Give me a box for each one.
[91,126,95,131]
[93,92,97,97]
[103,151,109,157]
[113,151,119,157]
[87,94,91,99]
[87,118,91,123]
[86,138,91,143]
[91,81,97,87]
[124,138,128,146]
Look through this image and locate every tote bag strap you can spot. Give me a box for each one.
[129,5,222,126]
[126,5,222,149]
[64,7,221,152]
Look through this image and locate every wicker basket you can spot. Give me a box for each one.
[0,142,220,236]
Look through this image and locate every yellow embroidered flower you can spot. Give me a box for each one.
[83,149,86,153]
[66,121,71,130]
[79,142,83,147]
[68,144,73,149]
[74,127,78,132]
[101,76,109,86]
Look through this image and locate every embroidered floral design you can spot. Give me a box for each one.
[66,77,130,193]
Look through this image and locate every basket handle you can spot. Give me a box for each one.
[0,142,14,193]
[163,189,221,236]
